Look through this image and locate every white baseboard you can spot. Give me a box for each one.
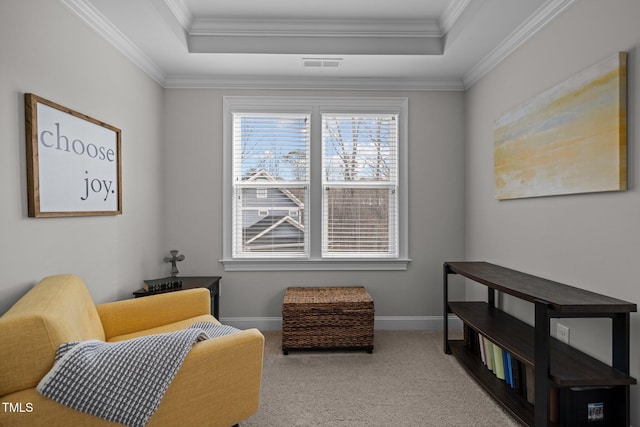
[375,315,463,331]
[220,315,462,332]
[221,317,282,331]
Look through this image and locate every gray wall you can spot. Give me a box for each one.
[0,2,466,327]
[162,89,466,327]
[2,0,638,420]
[0,0,165,314]
[465,0,640,419]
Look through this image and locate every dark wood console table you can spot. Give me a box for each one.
[443,261,636,427]
[134,276,221,319]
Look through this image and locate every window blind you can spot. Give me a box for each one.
[322,114,399,257]
[232,113,310,257]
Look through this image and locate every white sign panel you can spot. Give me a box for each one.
[25,94,122,217]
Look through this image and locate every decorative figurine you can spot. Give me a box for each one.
[163,250,185,277]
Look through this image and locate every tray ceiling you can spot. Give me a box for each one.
[63,0,576,90]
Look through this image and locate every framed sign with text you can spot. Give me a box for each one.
[25,93,122,217]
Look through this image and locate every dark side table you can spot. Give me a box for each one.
[133,276,221,319]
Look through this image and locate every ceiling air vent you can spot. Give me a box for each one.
[302,58,343,68]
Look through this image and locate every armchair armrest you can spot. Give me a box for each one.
[148,328,265,427]
[97,288,211,339]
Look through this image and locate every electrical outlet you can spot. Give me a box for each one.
[557,323,570,344]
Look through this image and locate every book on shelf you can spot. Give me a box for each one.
[504,352,513,387]
[478,333,487,365]
[484,337,495,373]
[512,359,523,394]
[464,324,478,355]
[472,329,481,356]
[143,276,183,292]
[525,364,535,404]
[493,344,505,380]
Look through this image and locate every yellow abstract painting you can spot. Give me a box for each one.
[494,52,627,200]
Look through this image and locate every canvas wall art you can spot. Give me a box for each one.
[494,52,627,200]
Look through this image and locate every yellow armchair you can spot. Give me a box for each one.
[0,274,264,427]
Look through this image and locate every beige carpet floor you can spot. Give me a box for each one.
[241,330,521,427]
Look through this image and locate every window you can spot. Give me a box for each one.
[231,113,309,257]
[322,113,398,257]
[222,97,409,271]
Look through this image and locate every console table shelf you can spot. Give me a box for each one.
[449,302,635,387]
[443,262,636,427]
[449,340,537,426]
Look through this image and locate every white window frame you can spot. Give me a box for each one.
[221,96,410,271]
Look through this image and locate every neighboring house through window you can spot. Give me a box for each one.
[222,96,409,271]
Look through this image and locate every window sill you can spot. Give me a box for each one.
[220,258,411,271]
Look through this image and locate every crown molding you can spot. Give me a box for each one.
[62,0,166,85]
[163,75,466,91]
[161,0,191,31]
[163,0,471,38]
[462,0,578,89]
[439,0,471,34]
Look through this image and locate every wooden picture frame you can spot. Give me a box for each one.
[25,93,122,217]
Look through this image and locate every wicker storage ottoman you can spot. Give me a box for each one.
[282,286,374,354]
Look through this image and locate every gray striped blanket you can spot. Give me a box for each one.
[37,322,239,427]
